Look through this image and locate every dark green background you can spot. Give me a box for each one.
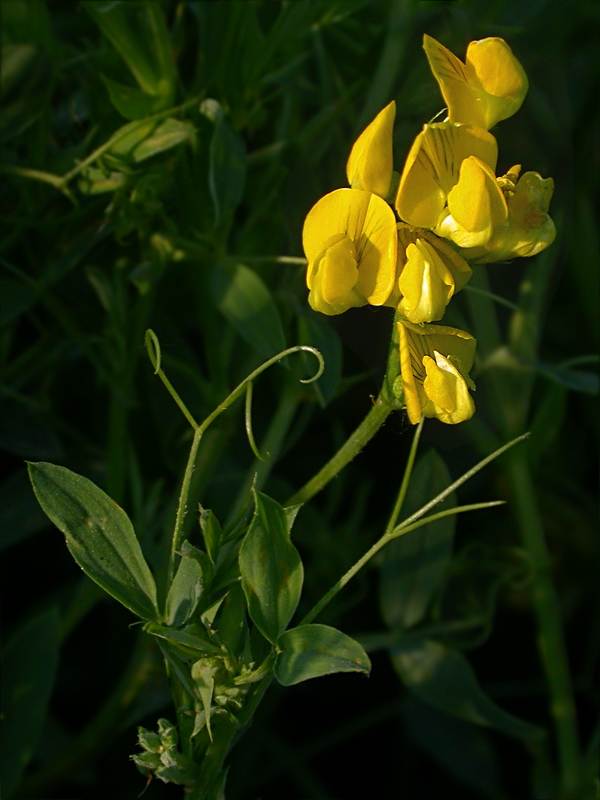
[1,1,598,798]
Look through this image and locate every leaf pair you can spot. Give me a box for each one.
[239,491,370,686]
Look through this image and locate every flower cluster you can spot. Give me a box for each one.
[303,35,555,425]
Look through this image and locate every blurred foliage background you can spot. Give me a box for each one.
[1,1,598,798]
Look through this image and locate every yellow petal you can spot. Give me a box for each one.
[346,101,396,198]
[465,39,528,128]
[423,351,475,423]
[302,188,397,312]
[423,34,528,131]
[309,237,362,315]
[397,320,476,425]
[438,155,507,247]
[398,240,454,323]
[397,320,427,424]
[387,224,472,312]
[395,122,498,228]
[458,171,555,263]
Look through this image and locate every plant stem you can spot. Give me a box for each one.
[170,424,204,582]
[300,501,503,627]
[285,393,394,507]
[299,433,526,626]
[506,448,583,799]
[385,415,424,533]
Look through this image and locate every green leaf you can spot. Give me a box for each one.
[28,462,158,620]
[101,74,163,121]
[132,118,196,163]
[239,491,303,644]
[165,556,203,627]
[83,1,162,98]
[214,580,246,655]
[275,624,371,686]
[535,361,599,394]
[191,659,217,741]
[144,622,221,658]
[199,507,222,564]
[392,640,544,741]
[203,99,246,222]
[211,263,286,358]
[108,118,157,158]
[77,166,130,195]
[0,607,60,798]
[380,450,455,630]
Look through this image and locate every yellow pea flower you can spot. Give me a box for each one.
[458,167,556,263]
[435,155,508,247]
[303,188,398,315]
[346,101,396,199]
[398,319,476,425]
[386,224,472,323]
[423,34,528,131]
[395,121,498,231]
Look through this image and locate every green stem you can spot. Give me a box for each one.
[506,449,583,799]
[385,415,424,533]
[167,345,324,581]
[170,424,204,582]
[285,394,393,507]
[228,377,300,525]
[300,500,503,627]
[285,310,403,508]
[300,431,526,627]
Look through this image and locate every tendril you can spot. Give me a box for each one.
[245,382,270,462]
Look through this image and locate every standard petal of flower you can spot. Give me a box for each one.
[302,188,397,313]
[423,34,528,131]
[465,38,528,129]
[346,100,396,198]
[398,320,427,424]
[437,155,508,247]
[395,122,498,228]
[397,320,476,424]
[354,192,398,304]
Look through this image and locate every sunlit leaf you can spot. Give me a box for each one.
[275,623,371,686]
[28,462,158,621]
[239,491,303,644]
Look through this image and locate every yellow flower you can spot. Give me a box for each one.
[386,224,472,323]
[346,101,396,199]
[395,122,502,244]
[303,188,398,315]
[423,34,528,131]
[435,154,508,247]
[458,167,556,263]
[398,319,476,424]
